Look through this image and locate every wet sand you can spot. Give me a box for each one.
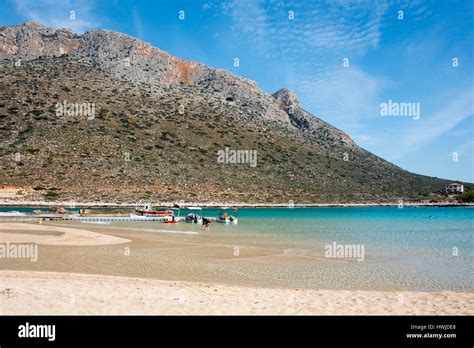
[0,221,288,287]
[0,223,130,245]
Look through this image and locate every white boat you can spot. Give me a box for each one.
[129,213,166,220]
[218,216,238,224]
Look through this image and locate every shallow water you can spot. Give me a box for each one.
[1,206,472,291]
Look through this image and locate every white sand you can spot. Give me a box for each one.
[0,223,130,246]
[0,271,472,315]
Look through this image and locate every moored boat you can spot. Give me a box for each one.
[217,207,238,224]
[163,216,180,224]
[134,202,174,217]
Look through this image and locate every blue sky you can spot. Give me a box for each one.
[2,0,473,182]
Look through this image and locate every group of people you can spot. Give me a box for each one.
[185,213,211,230]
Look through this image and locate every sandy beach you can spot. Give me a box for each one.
[1,270,473,315]
[0,223,130,246]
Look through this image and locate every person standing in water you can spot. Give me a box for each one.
[203,217,210,231]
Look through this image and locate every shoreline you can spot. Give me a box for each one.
[1,200,473,208]
[1,270,472,315]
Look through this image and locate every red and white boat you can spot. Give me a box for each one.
[134,203,174,217]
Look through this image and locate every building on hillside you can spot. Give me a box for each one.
[445,183,464,194]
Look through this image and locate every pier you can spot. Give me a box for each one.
[63,215,178,222]
[0,214,214,223]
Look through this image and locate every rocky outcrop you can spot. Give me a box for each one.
[0,22,81,59]
[272,88,355,146]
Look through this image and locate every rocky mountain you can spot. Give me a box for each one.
[0,22,465,204]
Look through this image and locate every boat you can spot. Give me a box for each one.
[163,216,180,224]
[217,207,238,224]
[128,213,167,221]
[134,203,174,217]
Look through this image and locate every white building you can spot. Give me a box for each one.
[446,183,464,194]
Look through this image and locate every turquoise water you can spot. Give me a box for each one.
[1,206,473,291]
[215,207,472,291]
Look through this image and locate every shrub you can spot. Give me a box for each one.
[456,190,474,203]
[45,191,59,200]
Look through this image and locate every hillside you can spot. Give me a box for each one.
[0,22,464,204]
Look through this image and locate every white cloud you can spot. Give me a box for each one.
[380,89,474,161]
[449,128,472,137]
[220,0,388,59]
[14,0,100,33]
[403,89,474,148]
[218,0,390,133]
[221,0,273,57]
[132,8,144,39]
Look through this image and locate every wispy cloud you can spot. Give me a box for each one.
[14,0,100,33]
[393,89,474,158]
[219,0,389,59]
[290,65,387,131]
[132,7,144,39]
[215,0,397,132]
[221,0,273,58]
[455,139,474,158]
